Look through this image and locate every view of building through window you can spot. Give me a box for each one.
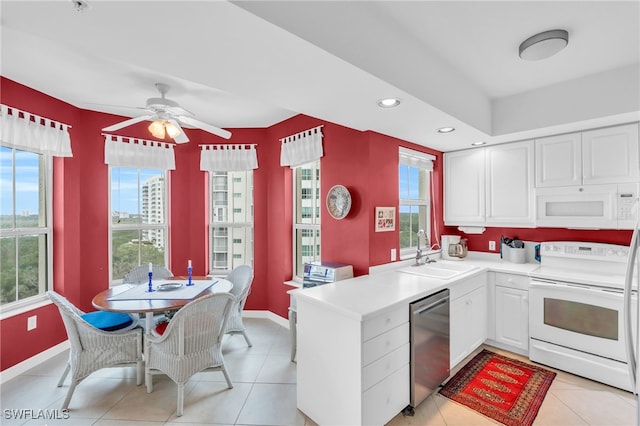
[294,160,321,278]
[0,146,50,305]
[210,171,253,274]
[399,162,430,253]
[110,168,167,283]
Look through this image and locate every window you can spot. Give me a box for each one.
[293,160,321,278]
[0,146,52,306]
[399,148,434,257]
[210,171,253,274]
[110,168,168,284]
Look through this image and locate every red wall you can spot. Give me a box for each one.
[1,76,634,373]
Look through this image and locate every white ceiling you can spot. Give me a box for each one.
[2,1,639,152]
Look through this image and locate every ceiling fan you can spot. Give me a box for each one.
[101,83,231,143]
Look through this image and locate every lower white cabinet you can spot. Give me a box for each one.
[296,299,409,426]
[450,275,487,369]
[489,272,529,354]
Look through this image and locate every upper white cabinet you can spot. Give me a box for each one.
[485,140,535,226]
[535,132,582,187]
[444,149,485,226]
[444,140,534,227]
[536,123,639,187]
[582,124,639,184]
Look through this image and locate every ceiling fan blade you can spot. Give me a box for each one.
[168,119,190,144]
[102,114,155,132]
[178,115,232,139]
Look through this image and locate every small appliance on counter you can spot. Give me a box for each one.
[441,235,468,260]
[302,261,354,288]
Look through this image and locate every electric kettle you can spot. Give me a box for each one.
[441,235,468,260]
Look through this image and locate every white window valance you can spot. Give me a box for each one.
[0,104,73,157]
[280,125,324,168]
[104,134,175,170]
[399,147,435,171]
[199,144,258,172]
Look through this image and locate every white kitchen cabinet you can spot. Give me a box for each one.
[535,132,582,187]
[450,275,487,369]
[444,149,485,226]
[445,141,534,227]
[485,140,535,226]
[296,299,409,426]
[535,123,639,187]
[488,272,529,355]
[582,124,639,184]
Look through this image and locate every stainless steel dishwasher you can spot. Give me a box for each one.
[409,288,450,409]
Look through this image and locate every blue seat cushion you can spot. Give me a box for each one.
[81,311,134,331]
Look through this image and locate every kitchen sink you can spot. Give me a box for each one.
[397,261,479,279]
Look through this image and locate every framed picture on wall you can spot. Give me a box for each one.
[375,207,396,232]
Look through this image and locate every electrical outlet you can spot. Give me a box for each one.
[27,315,37,331]
[489,241,496,251]
[391,248,397,261]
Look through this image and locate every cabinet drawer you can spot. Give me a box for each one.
[450,273,487,301]
[362,322,409,366]
[362,343,409,391]
[362,364,410,426]
[363,305,407,341]
[495,272,529,290]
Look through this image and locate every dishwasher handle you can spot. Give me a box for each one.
[413,297,449,316]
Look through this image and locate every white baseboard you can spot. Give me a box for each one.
[244,310,289,329]
[1,341,69,385]
[1,312,287,385]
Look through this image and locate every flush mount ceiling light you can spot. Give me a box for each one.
[519,29,569,61]
[471,141,486,146]
[377,98,401,108]
[437,127,455,133]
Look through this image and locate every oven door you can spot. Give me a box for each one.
[529,278,636,362]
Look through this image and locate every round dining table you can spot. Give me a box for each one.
[92,276,233,331]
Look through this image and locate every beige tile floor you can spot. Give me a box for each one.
[1,318,637,425]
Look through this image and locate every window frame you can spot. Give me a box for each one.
[0,146,53,312]
[398,148,435,259]
[292,160,321,281]
[208,170,254,276]
[108,167,170,285]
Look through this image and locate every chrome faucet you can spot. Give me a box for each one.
[415,229,435,266]
[415,229,428,266]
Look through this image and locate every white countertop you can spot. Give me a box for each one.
[290,252,539,321]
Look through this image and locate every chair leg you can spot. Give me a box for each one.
[242,330,252,347]
[61,380,78,410]
[146,369,153,393]
[136,359,143,386]
[289,310,297,362]
[177,383,184,417]
[221,365,233,389]
[57,364,70,387]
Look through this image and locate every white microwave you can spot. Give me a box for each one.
[535,183,638,229]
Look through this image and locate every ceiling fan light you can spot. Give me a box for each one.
[148,120,166,139]
[165,122,181,138]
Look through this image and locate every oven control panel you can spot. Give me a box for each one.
[540,241,629,262]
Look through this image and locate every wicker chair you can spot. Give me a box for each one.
[224,265,254,346]
[123,264,173,284]
[47,291,143,410]
[145,292,236,417]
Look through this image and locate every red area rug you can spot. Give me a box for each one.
[439,349,556,426]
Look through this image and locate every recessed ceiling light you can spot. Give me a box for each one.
[519,29,569,61]
[437,127,455,133]
[377,98,401,108]
[471,141,486,146]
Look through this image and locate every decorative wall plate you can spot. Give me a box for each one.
[326,185,352,219]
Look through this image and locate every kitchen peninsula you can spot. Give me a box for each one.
[292,254,539,426]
